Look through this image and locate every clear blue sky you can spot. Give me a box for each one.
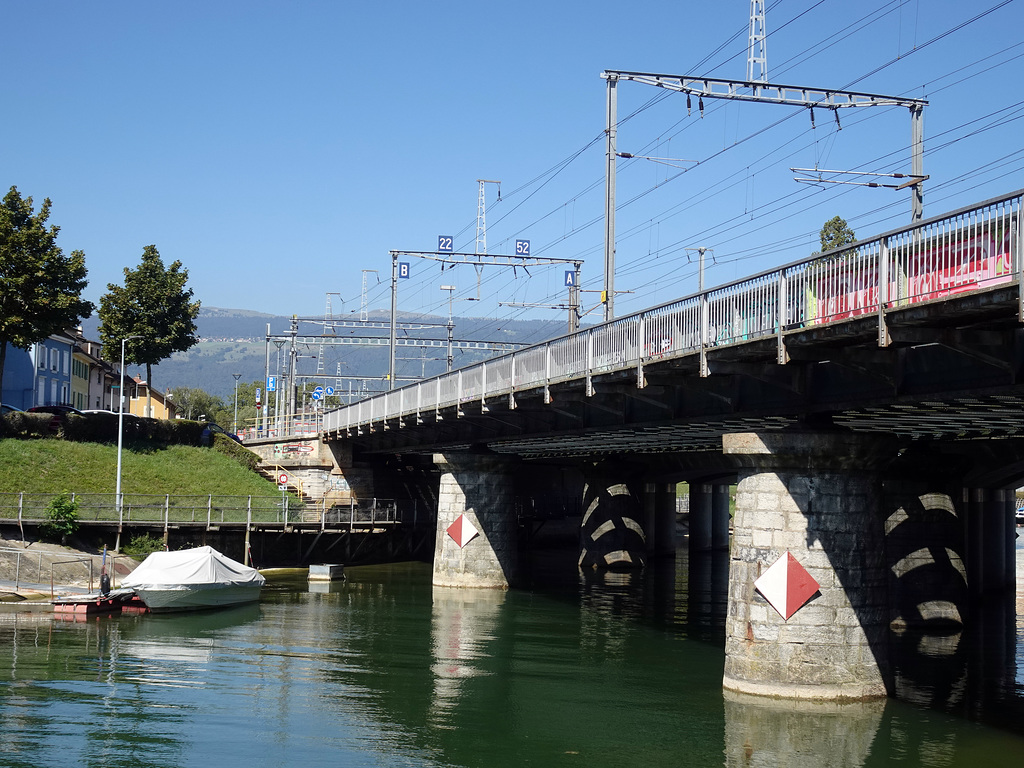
[4,0,1022,338]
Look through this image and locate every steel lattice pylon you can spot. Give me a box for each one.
[747,0,768,83]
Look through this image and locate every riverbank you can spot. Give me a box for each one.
[0,531,139,603]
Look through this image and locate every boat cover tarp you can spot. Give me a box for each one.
[122,546,265,588]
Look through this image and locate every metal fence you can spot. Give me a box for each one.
[324,189,1024,433]
[322,498,422,529]
[0,493,426,530]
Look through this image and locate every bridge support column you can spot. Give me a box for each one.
[711,483,731,550]
[655,482,677,557]
[432,453,517,589]
[689,483,730,552]
[967,488,1015,594]
[642,483,677,558]
[580,465,645,569]
[722,431,897,701]
[689,483,712,551]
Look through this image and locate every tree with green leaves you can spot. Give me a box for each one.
[98,245,201,416]
[166,385,225,422]
[819,216,856,252]
[0,186,94,402]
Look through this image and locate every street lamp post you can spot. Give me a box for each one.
[115,335,142,550]
[232,373,242,434]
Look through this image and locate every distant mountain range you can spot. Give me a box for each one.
[81,307,568,399]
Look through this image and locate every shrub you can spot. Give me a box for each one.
[59,413,98,442]
[40,492,79,543]
[122,533,166,558]
[5,412,58,438]
[212,433,261,471]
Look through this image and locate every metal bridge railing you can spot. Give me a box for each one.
[324,189,1024,434]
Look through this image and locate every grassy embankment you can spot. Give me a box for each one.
[0,438,281,498]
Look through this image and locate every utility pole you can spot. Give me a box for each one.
[747,0,768,83]
[440,285,455,372]
[603,74,617,322]
[232,373,241,434]
[389,253,398,390]
[318,292,342,377]
[687,247,711,377]
[360,270,378,321]
[272,338,285,435]
[476,180,501,255]
[288,316,298,424]
[263,324,271,436]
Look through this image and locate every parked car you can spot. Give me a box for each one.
[1,404,23,414]
[27,405,83,415]
[27,404,83,432]
[201,422,241,444]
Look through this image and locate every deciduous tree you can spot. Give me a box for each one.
[165,386,224,422]
[99,245,200,415]
[0,186,94,400]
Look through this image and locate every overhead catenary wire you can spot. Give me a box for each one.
[361,1,1020,335]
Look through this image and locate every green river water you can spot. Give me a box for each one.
[1,542,1023,767]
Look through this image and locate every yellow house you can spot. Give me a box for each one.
[70,347,91,411]
[127,376,177,419]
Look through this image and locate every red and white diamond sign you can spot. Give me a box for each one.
[446,514,480,549]
[754,552,820,620]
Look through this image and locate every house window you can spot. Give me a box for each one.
[49,349,58,372]
[36,344,46,368]
[63,350,70,374]
[37,379,45,405]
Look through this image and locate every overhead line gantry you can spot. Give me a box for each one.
[387,248,584,389]
[600,69,928,321]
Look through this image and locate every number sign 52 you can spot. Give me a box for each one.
[515,239,530,256]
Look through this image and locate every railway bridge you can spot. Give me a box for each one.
[311,189,1023,702]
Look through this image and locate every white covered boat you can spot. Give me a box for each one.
[122,546,265,612]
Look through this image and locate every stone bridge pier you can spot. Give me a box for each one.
[432,453,518,589]
[721,430,1019,701]
[429,454,680,589]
